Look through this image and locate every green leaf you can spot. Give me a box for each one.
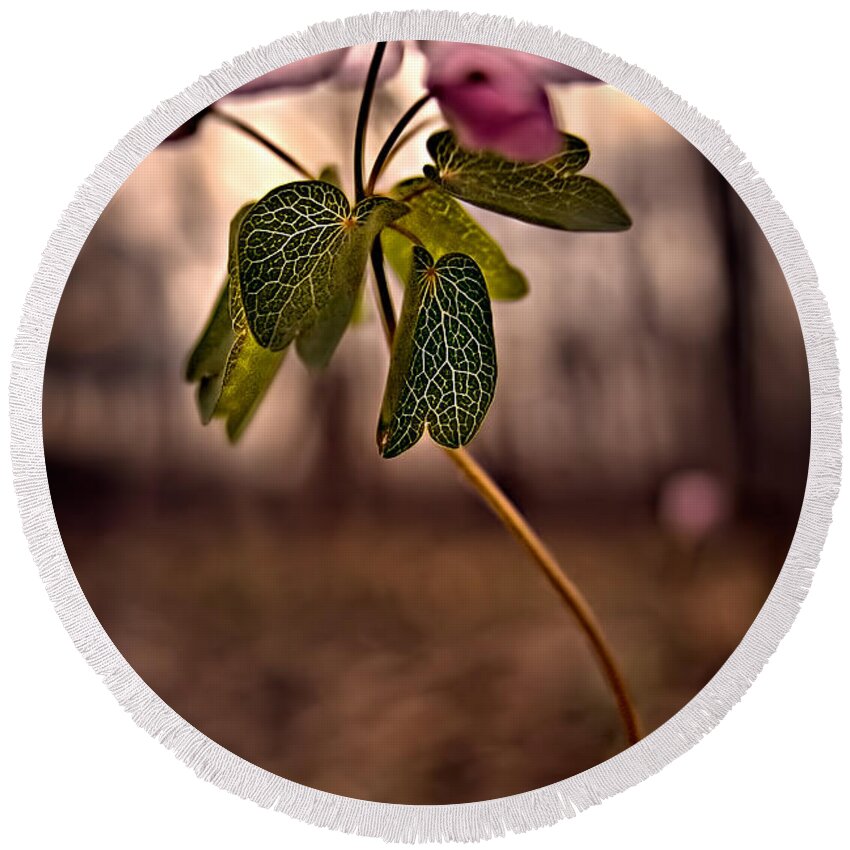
[238,181,408,356]
[378,247,497,459]
[185,272,235,389]
[207,324,287,442]
[294,282,359,369]
[422,130,631,232]
[186,202,287,442]
[382,178,528,301]
[349,287,370,325]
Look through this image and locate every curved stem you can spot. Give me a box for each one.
[397,181,436,204]
[376,115,442,177]
[354,42,387,201]
[386,222,424,247]
[370,238,397,341]
[366,93,432,195]
[442,448,643,745]
[368,247,643,747]
[209,106,315,179]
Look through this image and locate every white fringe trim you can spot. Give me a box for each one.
[8,10,841,843]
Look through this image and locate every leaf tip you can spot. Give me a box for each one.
[376,418,415,459]
[184,355,199,383]
[376,423,393,458]
[225,417,246,444]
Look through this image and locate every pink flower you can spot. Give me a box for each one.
[163,52,349,142]
[333,42,405,88]
[420,42,598,162]
[231,49,350,96]
[658,470,730,543]
[231,43,405,94]
[164,45,406,143]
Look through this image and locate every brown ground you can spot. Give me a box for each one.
[50,468,788,805]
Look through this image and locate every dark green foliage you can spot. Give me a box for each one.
[378,247,497,458]
[423,130,631,232]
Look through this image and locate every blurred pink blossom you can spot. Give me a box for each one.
[231,49,350,95]
[658,470,730,542]
[163,51,349,143]
[164,45,406,143]
[334,42,405,88]
[420,42,598,162]
[165,41,596,152]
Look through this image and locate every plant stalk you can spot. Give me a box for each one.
[370,239,398,341]
[366,93,433,194]
[209,106,315,180]
[354,42,387,202]
[386,223,425,247]
[372,115,442,183]
[441,447,643,745]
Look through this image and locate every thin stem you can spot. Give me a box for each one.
[370,238,397,340]
[366,93,433,195]
[368,247,643,747]
[442,448,643,745]
[377,115,442,177]
[386,222,425,247]
[397,182,436,204]
[209,106,315,179]
[354,42,387,201]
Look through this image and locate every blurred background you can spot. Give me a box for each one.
[44,47,809,804]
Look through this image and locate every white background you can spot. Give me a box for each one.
[1,1,847,847]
